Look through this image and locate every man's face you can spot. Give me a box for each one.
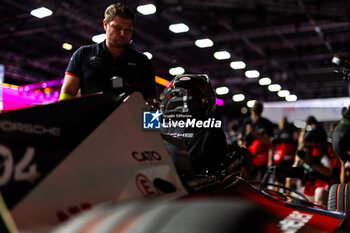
[104,16,133,48]
[250,109,261,123]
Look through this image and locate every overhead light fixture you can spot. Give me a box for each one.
[259,77,271,86]
[169,23,189,33]
[245,70,260,78]
[137,4,156,15]
[286,94,297,102]
[214,51,230,60]
[30,7,53,18]
[92,33,106,43]
[247,100,256,108]
[62,43,72,51]
[143,52,153,60]
[268,84,281,92]
[230,61,246,70]
[215,86,229,95]
[278,90,290,97]
[169,67,185,76]
[232,94,245,102]
[195,38,213,48]
[241,107,248,114]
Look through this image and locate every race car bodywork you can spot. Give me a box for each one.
[0,92,347,233]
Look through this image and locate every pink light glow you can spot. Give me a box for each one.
[2,85,59,111]
[216,98,224,106]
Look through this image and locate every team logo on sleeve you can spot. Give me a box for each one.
[143,110,162,129]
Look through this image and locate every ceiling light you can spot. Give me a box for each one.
[215,86,229,95]
[195,38,213,48]
[230,61,246,70]
[245,70,260,78]
[268,84,281,92]
[137,4,156,15]
[241,107,248,114]
[214,51,230,60]
[286,94,297,102]
[169,67,185,76]
[232,94,245,102]
[259,77,271,85]
[169,23,189,33]
[278,90,290,97]
[30,7,53,18]
[247,100,256,108]
[92,34,106,43]
[143,52,153,60]
[62,43,72,50]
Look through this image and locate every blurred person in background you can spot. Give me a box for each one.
[288,116,331,205]
[226,120,240,146]
[332,115,350,183]
[327,122,341,185]
[269,117,298,188]
[238,101,274,181]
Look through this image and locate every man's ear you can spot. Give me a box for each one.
[103,19,108,31]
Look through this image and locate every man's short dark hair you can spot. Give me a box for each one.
[104,3,135,23]
[252,101,263,115]
[306,115,318,125]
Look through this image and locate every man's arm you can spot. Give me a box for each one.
[59,74,80,100]
[340,160,346,183]
[246,124,273,146]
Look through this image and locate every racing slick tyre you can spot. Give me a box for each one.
[327,183,350,213]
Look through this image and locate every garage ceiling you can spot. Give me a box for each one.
[1,0,350,109]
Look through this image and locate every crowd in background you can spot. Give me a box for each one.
[225,101,341,205]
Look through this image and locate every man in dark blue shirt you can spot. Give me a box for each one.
[60,3,156,102]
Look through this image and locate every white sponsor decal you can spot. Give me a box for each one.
[0,120,61,136]
[0,144,40,186]
[279,210,313,233]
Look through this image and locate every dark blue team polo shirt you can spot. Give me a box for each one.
[66,41,156,99]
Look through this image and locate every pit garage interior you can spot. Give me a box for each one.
[2,1,350,232]
[1,0,350,123]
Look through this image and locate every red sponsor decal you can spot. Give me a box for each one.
[135,173,157,197]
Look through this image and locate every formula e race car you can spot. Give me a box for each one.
[0,92,349,233]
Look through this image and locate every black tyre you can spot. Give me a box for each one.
[327,183,350,213]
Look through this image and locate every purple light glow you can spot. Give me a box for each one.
[216,98,224,106]
[41,82,48,88]
[2,85,59,111]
